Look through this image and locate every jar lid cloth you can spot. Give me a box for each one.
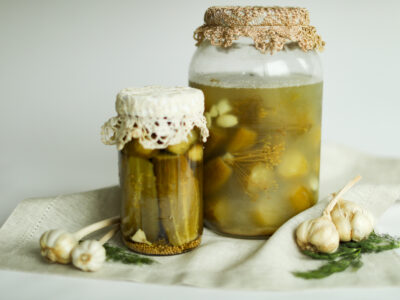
[194,6,325,53]
[101,86,209,150]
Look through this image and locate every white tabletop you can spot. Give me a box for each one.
[1,0,400,299]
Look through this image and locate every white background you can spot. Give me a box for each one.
[0,0,399,299]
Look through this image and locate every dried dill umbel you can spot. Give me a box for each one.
[222,141,285,196]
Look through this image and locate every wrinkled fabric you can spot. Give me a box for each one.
[0,144,399,290]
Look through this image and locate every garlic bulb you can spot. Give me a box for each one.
[39,216,120,265]
[295,176,362,254]
[296,215,340,253]
[331,200,374,242]
[71,240,106,272]
[40,229,78,264]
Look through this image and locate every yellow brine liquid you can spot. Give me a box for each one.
[190,73,323,238]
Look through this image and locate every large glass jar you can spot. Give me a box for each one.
[101,87,209,254]
[189,7,324,238]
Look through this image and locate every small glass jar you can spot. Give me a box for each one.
[189,7,324,238]
[102,86,209,255]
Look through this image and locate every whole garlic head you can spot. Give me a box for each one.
[40,229,78,264]
[71,240,106,272]
[331,200,374,242]
[296,215,340,253]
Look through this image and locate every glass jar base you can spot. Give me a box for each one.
[205,222,274,240]
[122,236,202,256]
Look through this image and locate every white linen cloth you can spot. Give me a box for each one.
[0,144,399,290]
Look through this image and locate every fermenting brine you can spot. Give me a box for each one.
[190,6,324,237]
[190,74,322,237]
[101,86,209,254]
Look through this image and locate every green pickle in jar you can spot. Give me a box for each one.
[120,132,204,255]
[190,74,323,238]
[102,86,208,255]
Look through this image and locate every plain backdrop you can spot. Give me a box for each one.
[1,0,400,299]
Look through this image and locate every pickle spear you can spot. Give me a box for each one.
[120,154,159,242]
[154,154,200,246]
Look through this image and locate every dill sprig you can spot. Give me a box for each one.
[293,232,400,279]
[104,243,156,265]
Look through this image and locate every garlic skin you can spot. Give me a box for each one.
[296,216,340,253]
[39,229,78,264]
[71,240,106,272]
[331,200,374,242]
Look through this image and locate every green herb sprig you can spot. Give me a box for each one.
[104,243,156,265]
[293,232,400,279]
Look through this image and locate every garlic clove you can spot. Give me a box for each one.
[209,104,219,117]
[216,114,238,128]
[131,229,151,245]
[308,218,339,254]
[216,99,232,115]
[71,240,106,272]
[246,163,275,193]
[39,229,78,264]
[331,200,374,242]
[296,216,340,254]
[252,195,291,230]
[351,212,374,242]
[331,213,352,242]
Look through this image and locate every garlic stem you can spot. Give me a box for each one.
[98,226,120,245]
[322,175,362,217]
[74,216,120,240]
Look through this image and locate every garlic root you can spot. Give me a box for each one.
[74,216,120,240]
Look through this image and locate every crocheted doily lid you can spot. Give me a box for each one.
[101,86,209,150]
[194,6,325,53]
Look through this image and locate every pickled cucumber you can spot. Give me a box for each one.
[122,139,158,158]
[188,144,203,162]
[167,130,198,155]
[205,127,228,159]
[119,155,159,242]
[227,127,257,153]
[289,186,315,213]
[154,154,200,246]
[204,157,232,196]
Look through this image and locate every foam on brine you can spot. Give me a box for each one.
[189,73,322,89]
